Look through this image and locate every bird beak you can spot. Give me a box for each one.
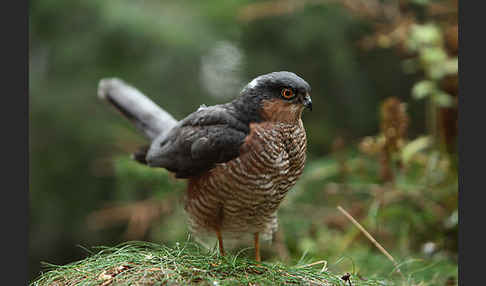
[302,93,312,111]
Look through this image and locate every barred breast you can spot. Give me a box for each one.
[184,119,307,240]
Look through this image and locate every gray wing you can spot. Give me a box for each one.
[145,105,249,178]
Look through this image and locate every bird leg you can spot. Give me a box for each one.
[254,232,261,262]
[216,229,225,257]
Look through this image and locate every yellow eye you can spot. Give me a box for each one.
[281,88,294,99]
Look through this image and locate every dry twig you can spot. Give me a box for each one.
[337,205,404,278]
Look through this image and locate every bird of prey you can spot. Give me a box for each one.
[98,71,312,261]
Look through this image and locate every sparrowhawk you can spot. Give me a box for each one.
[98,71,312,261]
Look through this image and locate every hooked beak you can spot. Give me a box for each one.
[302,93,312,111]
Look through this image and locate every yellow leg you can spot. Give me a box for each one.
[254,232,261,262]
[216,229,225,257]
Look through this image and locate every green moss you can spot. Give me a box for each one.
[31,241,387,286]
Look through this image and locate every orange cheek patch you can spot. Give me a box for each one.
[261,99,303,123]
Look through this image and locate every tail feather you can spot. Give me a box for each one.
[98,78,178,140]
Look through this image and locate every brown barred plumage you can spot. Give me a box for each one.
[185,118,307,242]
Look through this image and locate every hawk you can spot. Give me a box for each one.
[98,71,312,261]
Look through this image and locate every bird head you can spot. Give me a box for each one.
[239,71,312,123]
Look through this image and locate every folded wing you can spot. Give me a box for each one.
[146,105,249,178]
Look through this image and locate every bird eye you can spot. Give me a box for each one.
[281,88,294,99]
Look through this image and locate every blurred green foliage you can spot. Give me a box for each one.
[30,0,457,284]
